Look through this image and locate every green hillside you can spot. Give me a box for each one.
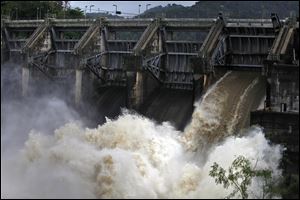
[140,1,299,19]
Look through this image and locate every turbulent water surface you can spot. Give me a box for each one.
[1,70,282,198]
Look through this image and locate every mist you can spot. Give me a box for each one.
[1,63,283,198]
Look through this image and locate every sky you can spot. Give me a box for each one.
[70,1,197,16]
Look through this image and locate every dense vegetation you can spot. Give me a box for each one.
[140,1,299,19]
[1,1,298,20]
[1,1,84,20]
[88,1,299,20]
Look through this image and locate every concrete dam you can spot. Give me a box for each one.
[2,15,298,127]
[1,14,299,198]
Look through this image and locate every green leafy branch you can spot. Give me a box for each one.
[209,155,275,199]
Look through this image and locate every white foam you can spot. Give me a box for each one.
[1,72,283,199]
[1,113,282,198]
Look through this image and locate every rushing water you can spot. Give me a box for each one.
[1,70,283,198]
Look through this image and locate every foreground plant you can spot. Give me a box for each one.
[209,155,278,199]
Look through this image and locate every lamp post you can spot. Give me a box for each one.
[138,4,141,14]
[84,5,87,24]
[37,7,39,20]
[220,5,224,15]
[90,5,94,13]
[40,7,42,19]
[16,8,18,20]
[113,4,117,14]
[261,5,265,23]
[146,3,151,11]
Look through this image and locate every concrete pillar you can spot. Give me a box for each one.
[134,71,144,107]
[75,69,83,106]
[201,73,213,93]
[22,67,30,97]
[192,74,204,103]
[100,29,107,67]
[128,71,155,110]
[159,29,163,53]
[126,72,136,109]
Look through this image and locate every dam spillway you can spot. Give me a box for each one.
[2,15,298,128]
[1,13,299,198]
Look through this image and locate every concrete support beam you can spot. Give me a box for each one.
[124,55,147,109]
[100,28,107,67]
[126,71,136,109]
[133,20,160,55]
[268,23,296,61]
[21,21,49,54]
[192,74,204,102]
[134,71,144,107]
[126,70,160,110]
[158,29,164,53]
[73,19,100,55]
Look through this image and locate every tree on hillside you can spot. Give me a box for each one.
[1,1,83,20]
[140,1,299,19]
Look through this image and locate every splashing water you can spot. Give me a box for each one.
[1,72,282,199]
[183,71,266,152]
